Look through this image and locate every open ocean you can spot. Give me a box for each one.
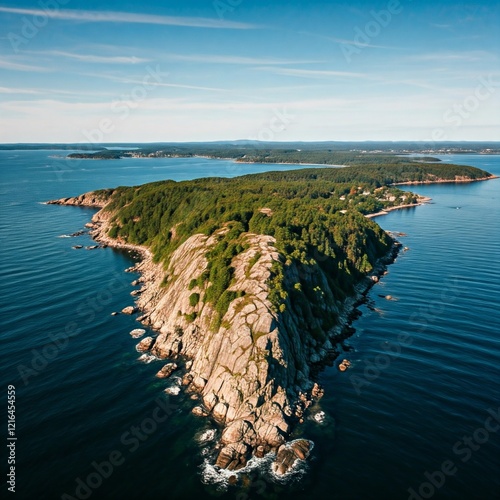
[1,152,499,500]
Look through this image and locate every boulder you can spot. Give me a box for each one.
[272,440,312,475]
[136,337,154,352]
[192,376,207,390]
[215,443,248,471]
[338,359,351,372]
[212,402,228,422]
[311,382,324,399]
[121,306,137,315]
[192,406,209,417]
[130,328,146,338]
[156,363,178,379]
[290,439,311,460]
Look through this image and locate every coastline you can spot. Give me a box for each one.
[391,175,498,186]
[234,160,347,167]
[45,168,497,476]
[53,197,401,473]
[86,205,399,347]
[365,196,432,219]
[84,201,402,375]
[364,174,498,218]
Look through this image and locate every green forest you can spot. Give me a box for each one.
[60,140,500,160]
[95,161,493,330]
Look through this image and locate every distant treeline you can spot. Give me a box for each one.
[64,142,500,164]
[1,140,500,154]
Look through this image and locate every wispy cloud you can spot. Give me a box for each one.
[164,53,322,65]
[0,87,43,94]
[0,57,48,72]
[120,80,227,93]
[255,67,366,79]
[298,31,398,50]
[33,51,150,64]
[0,6,258,29]
[1,96,358,114]
[78,72,227,93]
[407,50,495,62]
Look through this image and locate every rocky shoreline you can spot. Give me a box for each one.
[391,175,497,185]
[47,192,401,478]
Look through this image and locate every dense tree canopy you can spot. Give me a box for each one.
[95,160,492,326]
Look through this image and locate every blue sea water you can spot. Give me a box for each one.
[0,152,499,500]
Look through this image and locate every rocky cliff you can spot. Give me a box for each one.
[48,191,398,476]
[46,191,112,208]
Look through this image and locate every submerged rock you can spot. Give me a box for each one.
[313,411,326,424]
[130,328,146,338]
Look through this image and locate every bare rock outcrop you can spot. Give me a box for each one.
[124,227,345,472]
[46,191,112,208]
[52,191,397,475]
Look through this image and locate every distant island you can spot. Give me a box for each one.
[47,158,495,477]
[1,140,500,157]
[61,141,500,163]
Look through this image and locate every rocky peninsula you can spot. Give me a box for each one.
[46,162,495,478]
[49,191,398,475]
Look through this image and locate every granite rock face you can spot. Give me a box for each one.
[127,229,342,473]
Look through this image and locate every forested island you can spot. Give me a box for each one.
[47,161,495,478]
[63,141,500,163]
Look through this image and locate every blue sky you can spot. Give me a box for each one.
[0,0,498,142]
